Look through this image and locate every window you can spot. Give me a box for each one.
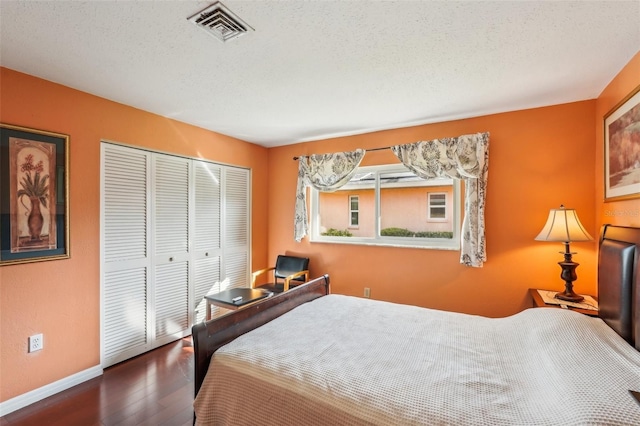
[349,195,359,227]
[311,164,460,249]
[428,193,447,221]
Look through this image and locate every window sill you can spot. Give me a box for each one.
[309,238,459,251]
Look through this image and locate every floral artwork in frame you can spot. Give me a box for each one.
[0,123,69,265]
[604,84,640,201]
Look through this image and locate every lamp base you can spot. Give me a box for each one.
[554,290,584,303]
[555,260,584,303]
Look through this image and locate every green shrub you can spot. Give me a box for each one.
[380,227,415,237]
[322,228,353,237]
[414,231,454,239]
[379,228,454,239]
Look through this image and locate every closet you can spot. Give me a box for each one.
[100,142,249,367]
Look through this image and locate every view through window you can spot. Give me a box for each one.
[311,164,460,249]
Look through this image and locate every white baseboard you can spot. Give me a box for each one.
[0,365,103,417]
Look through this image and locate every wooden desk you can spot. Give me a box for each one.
[529,288,598,317]
[204,288,272,320]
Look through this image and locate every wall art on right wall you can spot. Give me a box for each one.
[604,84,640,201]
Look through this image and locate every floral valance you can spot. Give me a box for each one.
[391,132,489,267]
[294,149,365,242]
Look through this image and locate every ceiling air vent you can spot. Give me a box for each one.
[187,1,253,43]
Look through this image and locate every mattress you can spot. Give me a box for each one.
[194,294,640,425]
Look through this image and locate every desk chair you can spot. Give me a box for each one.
[251,255,310,293]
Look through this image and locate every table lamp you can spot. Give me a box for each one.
[535,205,593,302]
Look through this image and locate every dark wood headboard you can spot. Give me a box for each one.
[598,224,640,350]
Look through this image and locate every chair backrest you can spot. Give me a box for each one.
[274,255,310,283]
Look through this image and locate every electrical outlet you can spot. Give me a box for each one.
[29,333,43,352]
[364,287,371,298]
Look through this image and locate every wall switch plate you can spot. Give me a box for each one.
[29,333,43,352]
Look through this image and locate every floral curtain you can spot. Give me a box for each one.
[391,132,489,267]
[294,149,366,242]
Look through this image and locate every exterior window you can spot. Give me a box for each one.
[312,164,460,249]
[349,195,359,227]
[428,193,447,221]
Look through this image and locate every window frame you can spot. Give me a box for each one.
[310,164,461,250]
[427,192,447,222]
[348,195,359,228]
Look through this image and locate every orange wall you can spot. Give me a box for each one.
[268,102,598,318]
[0,68,270,402]
[596,52,640,229]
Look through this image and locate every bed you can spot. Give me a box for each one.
[192,224,640,425]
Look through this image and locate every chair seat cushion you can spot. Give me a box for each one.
[257,282,303,293]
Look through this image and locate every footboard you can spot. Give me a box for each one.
[192,274,330,398]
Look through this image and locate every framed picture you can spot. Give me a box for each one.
[604,84,640,201]
[0,123,69,265]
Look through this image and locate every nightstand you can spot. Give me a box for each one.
[529,288,599,317]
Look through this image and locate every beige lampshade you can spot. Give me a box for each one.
[535,205,593,242]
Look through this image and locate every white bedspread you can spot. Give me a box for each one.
[194,295,640,425]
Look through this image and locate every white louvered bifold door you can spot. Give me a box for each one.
[222,167,250,292]
[102,143,251,365]
[192,160,222,323]
[152,154,191,344]
[101,144,152,367]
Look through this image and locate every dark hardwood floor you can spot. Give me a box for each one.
[1,337,194,426]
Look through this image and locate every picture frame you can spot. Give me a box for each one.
[0,123,69,265]
[604,84,640,201]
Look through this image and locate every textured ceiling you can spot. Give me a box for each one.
[1,1,639,147]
